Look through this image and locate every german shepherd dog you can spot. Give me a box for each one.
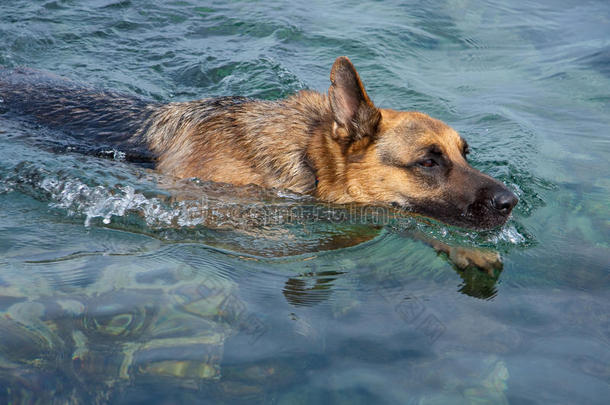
[0,57,517,270]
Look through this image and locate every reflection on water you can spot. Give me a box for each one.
[457,266,501,299]
[283,269,344,307]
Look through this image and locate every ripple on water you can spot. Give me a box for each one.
[3,0,607,403]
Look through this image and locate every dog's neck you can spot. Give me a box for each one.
[270,90,368,203]
[288,94,355,203]
[306,124,353,203]
[251,89,354,201]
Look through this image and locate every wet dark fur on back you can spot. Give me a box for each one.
[0,58,518,231]
[0,67,158,162]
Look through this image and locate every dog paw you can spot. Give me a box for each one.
[447,247,503,275]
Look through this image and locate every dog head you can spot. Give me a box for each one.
[322,56,517,229]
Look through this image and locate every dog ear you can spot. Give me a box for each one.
[328,56,381,144]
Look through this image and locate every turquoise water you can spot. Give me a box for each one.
[0,0,609,403]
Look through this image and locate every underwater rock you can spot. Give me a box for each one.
[131,336,224,381]
[77,289,161,341]
[0,318,57,368]
[0,367,78,405]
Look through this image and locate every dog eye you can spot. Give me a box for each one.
[418,159,438,168]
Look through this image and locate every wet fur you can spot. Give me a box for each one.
[0,57,517,229]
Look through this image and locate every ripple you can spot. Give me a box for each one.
[1,0,608,403]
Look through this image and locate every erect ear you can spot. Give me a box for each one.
[328,56,381,144]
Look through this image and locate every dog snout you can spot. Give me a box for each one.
[491,189,518,215]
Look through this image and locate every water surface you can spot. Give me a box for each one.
[0,0,609,404]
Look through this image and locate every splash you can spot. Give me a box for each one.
[0,154,533,256]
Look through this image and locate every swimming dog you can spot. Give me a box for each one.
[0,57,517,269]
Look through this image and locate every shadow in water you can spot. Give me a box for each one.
[280,247,503,308]
[282,270,344,307]
[457,266,502,300]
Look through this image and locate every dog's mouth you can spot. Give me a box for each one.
[395,189,518,230]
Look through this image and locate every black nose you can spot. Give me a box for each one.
[491,190,518,215]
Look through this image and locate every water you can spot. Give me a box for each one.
[0,0,608,403]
